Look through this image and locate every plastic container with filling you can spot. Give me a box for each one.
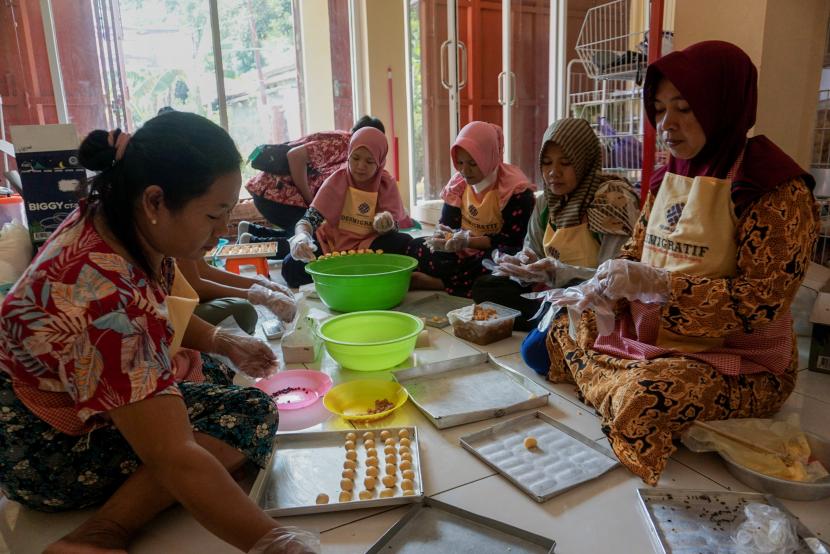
[448,302,521,345]
[317,311,423,371]
[304,253,417,312]
[0,196,26,227]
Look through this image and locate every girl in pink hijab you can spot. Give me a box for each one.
[408,121,536,297]
[283,127,413,287]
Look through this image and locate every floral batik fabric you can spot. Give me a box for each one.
[0,355,277,512]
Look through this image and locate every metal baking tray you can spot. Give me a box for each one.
[459,411,619,502]
[366,497,556,553]
[637,488,825,554]
[395,353,551,429]
[216,242,278,259]
[395,292,474,327]
[249,426,423,516]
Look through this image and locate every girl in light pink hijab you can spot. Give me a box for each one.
[282,127,413,288]
[408,121,536,297]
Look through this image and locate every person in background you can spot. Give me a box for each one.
[176,258,296,334]
[283,127,413,288]
[407,121,535,297]
[476,118,637,376]
[242,115,386,238]
[0,112,318,553]
[541,41,818,486]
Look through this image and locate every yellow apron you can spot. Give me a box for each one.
[640,170,738,352]
[461,185,503,237]
[542,221,601,268]
[166,264,200,356]
[337,186,377,236]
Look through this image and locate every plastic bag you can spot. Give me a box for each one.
[682,414,829,482]
[0,222,33,283]
[733,503,801,554]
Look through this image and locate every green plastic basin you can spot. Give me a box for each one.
[305,253,417,312]
[317,311,424,371]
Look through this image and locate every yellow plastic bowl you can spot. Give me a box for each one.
[323,380,408,422]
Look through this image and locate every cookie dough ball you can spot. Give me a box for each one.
[400,460,412,471]
[380,430,391,441]
[366,448,378,458]
[344,440,356,450]
[400,437,411,447]
[384,446,396,456]
[366,456,379,467]
[342,468,356,480]
[362,431,375,441]
[401,479,414,491]
[366,466,379,478]
[384,438,396,446]
[382,474,397,488]
[364,476,377,490]
[524,436,538,450]
[364,439,376,449]
[403,489,416,497]
[316,493,329,505]
[359,490,374,500]
[340,478,354,491]
[401,452,413,463]
[379,488,395,498]
[385,454,397,465]
[345,450,357,461]
[345,432,357,441]
[402,469,415,481]
[385,463,397,476]
[344,460,357,470]
[398,428,410,439]
[339,491,352,502]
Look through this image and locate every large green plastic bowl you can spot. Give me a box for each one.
[317,311,424,371]
[305,253,417,312]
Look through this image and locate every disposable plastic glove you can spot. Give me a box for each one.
[212,329,278,378]
[288,232,317,262]
[493,257,559,286]
[594,259,670,304]
[254,276,294,299]
[541,279,618,336]
[444,227,470,252]
[248,526,321,554]
[372,211,396,234]
[426,224,469,253]
[247,283,297,322]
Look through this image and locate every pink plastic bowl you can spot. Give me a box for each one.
[255,370,333,410]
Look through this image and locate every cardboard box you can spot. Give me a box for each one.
[808,268,830,374]
[10,124,83,244]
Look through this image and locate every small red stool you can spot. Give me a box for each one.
[224,257,270,277]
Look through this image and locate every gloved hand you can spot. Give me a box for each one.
[372,211,396,234]
[594,259,670,304]
[493,257,559,286]
[248,526,321,554]
[494,246,538,266]
[254,276,294,299]
[248,283,297,322]
[211,329,278,378]
[425,224,469,253]
[289,232,317,262]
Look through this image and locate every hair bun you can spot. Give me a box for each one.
[79,129,117,171]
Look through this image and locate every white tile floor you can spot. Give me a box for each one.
[2,284,829,554]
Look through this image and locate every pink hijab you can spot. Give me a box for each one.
[311,127,411,228]
[442,121,535,209]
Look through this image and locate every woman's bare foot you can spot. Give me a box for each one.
[44,517,130,554]
[409,271,443,290]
